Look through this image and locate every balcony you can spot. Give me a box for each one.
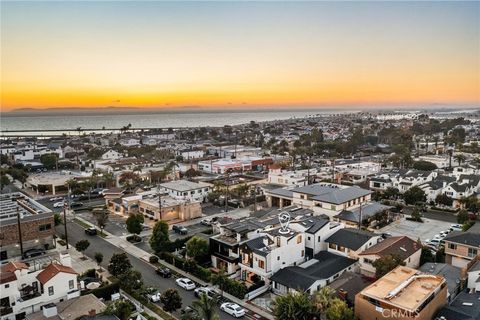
[19,291,41,302]
[0,306,13,316]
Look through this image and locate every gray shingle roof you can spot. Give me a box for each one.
[325,228,377,251]
[270,251,357,291]
[444,231,480,248]
[334,202,393,223]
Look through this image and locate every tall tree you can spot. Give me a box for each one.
[373,254,406,278]
[313,286,335,314]
[126,213,144,240]
[186,236,209,262]
[325,298,354,320]
[161,288,182,312]
[108,253,132,277]
[75,240,90,257]
[149,220,170,253]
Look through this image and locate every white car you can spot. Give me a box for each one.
[194,286,217,299]
[176,278,196,290]
[149,292,161,302]
[53,201,65,208]
[426,239,441,247]
[450,224,462,231]
[220,302,245,318]
[50,197,63,202]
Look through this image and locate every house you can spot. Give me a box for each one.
[358,236,422,277]
[159,180,211,202]
[355,266,447,320]
[418,263,463,303]
[101,150,123,160]
[270,251,357,295]
[333,202,394,228]
[289,216,343,257]
[265,183,372,218]
[267,165,317,187]
[0,260,79,320]
[138,194,202,222]
[325,228,382,260]
[238,227,305,284]
[443,227,480,269]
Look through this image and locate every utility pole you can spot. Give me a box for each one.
[224,171,229,213]
[63,203,69,249]
[16,207,24,257]
[158,185,163,221]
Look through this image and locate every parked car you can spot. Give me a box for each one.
[200,219,212,226]
[450,224,462,231]
[22,248,46,259]
[149,292,161,303]
[426,239,441,247]
[53,201,65,208]
[156,267,172,278]
[220,302,246,318]
[85,227,98,236]
[172,225,188,235]
[176,278,196,290]
[194,286,218,299]
[381,232,392,239]
[50,196,63,202]
[70,202,84,208]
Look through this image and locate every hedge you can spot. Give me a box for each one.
[161,236,192,253]
[149,255,159,264]
[83,280,120,300]
[160,252,211,282]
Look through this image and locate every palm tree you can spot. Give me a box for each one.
[313,286,335,314]
[192,294,219,320]
[454,154,466,166]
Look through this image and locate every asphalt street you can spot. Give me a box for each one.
[56,221,238,320]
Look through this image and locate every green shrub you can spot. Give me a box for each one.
[81,268,96,278]
[149,255,159,264]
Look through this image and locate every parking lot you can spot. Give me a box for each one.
[378,217,453,242]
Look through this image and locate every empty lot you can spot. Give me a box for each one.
[378,217,452,242]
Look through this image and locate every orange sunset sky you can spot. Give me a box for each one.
[1,1,479,111]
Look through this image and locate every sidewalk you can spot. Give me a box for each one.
[73,215,274,320]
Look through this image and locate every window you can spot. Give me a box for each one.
[318,236,321,242]
[258,260,265,269]
[277,256,280,261]
[69,280,74,290]
[301,250,304,257]
[448,243,457,250]
[468,248,478,258]
[329,243,336,250]
[5,284,9,288]
[300,195,305,200]
[39,224,51,231]
[331,205,336,210]
[48,286,54,296]
[307,237,311,241]
[297,235,302,244]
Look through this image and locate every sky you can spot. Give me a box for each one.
[1,1,479,111]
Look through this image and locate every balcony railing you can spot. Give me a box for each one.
[19,291,41,302]
[0,306,13,316]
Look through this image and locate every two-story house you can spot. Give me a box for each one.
[358,236,422,278]
[0,260,79,320]
[238,228,305,284]
[325,228,382,260]
[443,227,480,269]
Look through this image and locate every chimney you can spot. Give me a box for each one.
[42,304,58,318]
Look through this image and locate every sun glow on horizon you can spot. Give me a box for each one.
[1,1,479,111]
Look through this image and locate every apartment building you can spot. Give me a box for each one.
[267,165,317,187]
[358,236,422,278]
[0,260,79,320]
[0,193,54,260]
[355,266,447,320]
[159,180,211,202]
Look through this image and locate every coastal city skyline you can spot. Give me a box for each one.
[2,1,479,111]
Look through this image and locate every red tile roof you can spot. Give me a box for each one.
[0,272,17,284]
[36,263,77,285]
[1,261,28,273]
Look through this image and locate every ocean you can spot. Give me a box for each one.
[0,109,355,136]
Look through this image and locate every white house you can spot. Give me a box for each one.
[0,259,79,320]
[159,180,211,202]
[238,228,305,284]
[101,150,123,160]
